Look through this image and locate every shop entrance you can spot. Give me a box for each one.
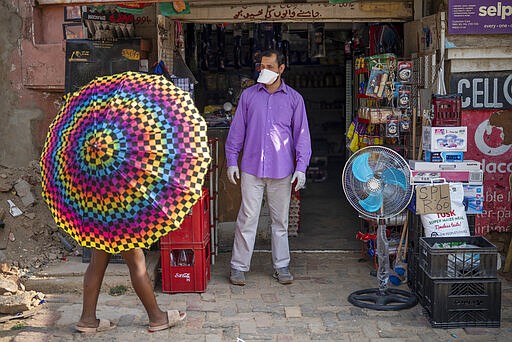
[189,22,363,251]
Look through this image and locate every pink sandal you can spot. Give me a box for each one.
[148,310,187,332]
[75,319,117,333]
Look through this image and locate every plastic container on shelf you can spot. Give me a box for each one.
[419,236,498,279]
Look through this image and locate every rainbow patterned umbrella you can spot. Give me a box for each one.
[40,71,211,253]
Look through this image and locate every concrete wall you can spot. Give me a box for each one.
[0,1,64,168]
[0,2,161,168]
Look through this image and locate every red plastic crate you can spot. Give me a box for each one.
[431,95,462,127]
[161,241,211,293]
[160,188,210,245]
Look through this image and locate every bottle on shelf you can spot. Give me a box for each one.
[170,250,176,266]
[176,249,194,266]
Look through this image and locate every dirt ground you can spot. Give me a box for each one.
[0,161,78,273]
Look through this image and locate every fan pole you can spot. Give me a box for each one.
[376,222,390,293]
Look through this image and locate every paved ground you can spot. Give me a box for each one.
[1,251,511,341]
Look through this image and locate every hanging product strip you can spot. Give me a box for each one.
[350,53,415,153]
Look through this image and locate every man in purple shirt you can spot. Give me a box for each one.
[225,49,311,286]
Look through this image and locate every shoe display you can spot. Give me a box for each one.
[273,267,294,284]
[230,268,246,286]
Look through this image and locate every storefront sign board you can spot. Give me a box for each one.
[462,109,512,235]
[448,0,512,35]
[168,2,412,22]
[451,72,512,109]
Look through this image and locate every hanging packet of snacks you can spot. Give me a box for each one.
[347,119,356,140]
[348,119,365,152]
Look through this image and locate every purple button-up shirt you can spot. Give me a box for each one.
[225,81,311,179]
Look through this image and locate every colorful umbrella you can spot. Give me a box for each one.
[40,71,211,253]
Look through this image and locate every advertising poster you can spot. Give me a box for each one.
[462,109,512,235]
[450,71,512,110]
[448,0,512,35]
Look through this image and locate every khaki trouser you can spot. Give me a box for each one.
[230,172,292,271]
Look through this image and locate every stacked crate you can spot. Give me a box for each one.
[160,188,211,293]
[417,236,501,328]
[423,94,466,163]
[431,94,462,127]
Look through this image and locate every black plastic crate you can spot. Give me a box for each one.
[421,269,501,328]
[82,247,125,264]
[419,236,497,279]
[408,252,426,306]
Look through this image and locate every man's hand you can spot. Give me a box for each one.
[227,166,240,185]
[291,171,306,191]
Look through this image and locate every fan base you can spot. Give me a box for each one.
[348,288,418,311]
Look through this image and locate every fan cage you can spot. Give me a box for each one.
[342,146,413,220]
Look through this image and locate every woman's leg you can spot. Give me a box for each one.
[77,248,110,327]
[121,249,167,326]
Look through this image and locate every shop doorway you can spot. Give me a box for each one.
[191,22,362,251]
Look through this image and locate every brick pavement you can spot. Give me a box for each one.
[1,251,511,341]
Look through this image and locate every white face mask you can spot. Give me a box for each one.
[257,69,279,85]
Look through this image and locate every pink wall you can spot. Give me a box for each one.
[1,2,65,167]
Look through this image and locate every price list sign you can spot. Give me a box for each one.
[448,0,512,35]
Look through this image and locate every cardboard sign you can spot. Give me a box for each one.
[415,184,452,215]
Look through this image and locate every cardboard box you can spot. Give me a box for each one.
[412,170,483,185]
[409,160,481,171]
[423,151,464,163]
[422,126,467,152]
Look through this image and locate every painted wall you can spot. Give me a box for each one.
[462,109,512,235]
[446,42,512,235]
[0,2,158,168]
[450,70,512,236]
[0,1,64,168]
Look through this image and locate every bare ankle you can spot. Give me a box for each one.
[77,318,99,327]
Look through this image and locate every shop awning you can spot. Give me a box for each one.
[37,1,413,22]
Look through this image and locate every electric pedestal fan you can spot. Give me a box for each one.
[342,146,417,311]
